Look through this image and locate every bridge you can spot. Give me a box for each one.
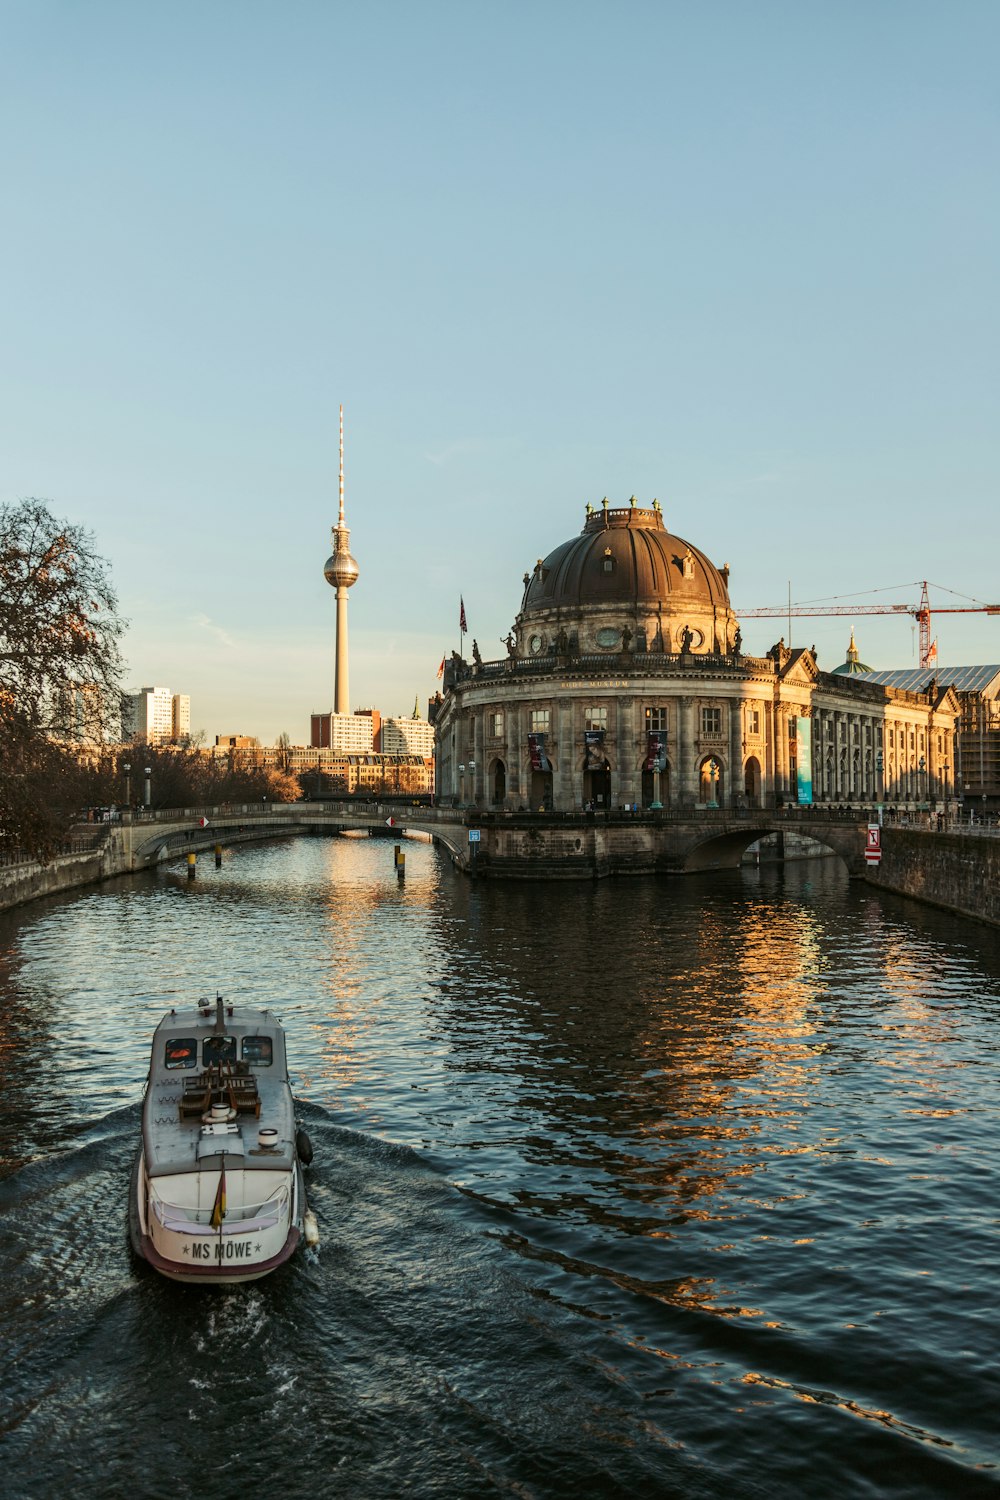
[114,800,874,878]
[4,800,999,926]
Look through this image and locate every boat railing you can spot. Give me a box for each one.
[151,1184,288,1233]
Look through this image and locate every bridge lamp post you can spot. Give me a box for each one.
[143,766,151,810]
[919,756,925,810]
[876,750,884,823]
[942,762,949,822]
[123,762,131,813]
[458,763,465,805]
[709,758,719,808]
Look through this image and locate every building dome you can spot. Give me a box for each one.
[516,500,738,657]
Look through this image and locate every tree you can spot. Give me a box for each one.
[0,499,125,855]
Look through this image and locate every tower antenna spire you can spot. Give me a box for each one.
[338,402,345,527]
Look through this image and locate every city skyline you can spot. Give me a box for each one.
[2,4,998,743]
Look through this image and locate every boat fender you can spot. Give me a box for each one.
[295,1128,314,1166]
[304,1210,320,1248]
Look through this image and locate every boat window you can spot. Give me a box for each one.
[242,1036,273,1066]
[202,1035,237,1068]
[164,1037,199,1070]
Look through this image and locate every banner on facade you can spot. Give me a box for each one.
[645,731,667,771]
[795,716,813,805]
[584,730,606,770]
[527,732,551,772]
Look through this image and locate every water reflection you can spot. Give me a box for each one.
[2,840,1000,1494]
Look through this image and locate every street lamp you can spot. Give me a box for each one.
[123,762,131,811]
[143,766,152,809]
[942,762,949,822]
[918,756,925,810]
[709,758,719,808]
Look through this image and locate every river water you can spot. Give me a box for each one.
[1,834,998,1499]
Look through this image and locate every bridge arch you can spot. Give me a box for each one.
[677,819,862,875]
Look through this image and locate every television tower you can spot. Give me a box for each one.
[323,405,360,714]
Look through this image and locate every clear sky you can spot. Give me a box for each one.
[2,1,997,744]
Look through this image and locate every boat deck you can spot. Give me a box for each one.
[141,1004,297,1177]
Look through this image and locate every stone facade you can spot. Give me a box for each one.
[434,504,959,814]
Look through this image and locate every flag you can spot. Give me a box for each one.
[436,656,445,679]
[927,638,938,664]
[459,596,467,634]
[210,1161,226,1228]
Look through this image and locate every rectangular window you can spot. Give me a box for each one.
[701,706,722,736]
[748,708,760,735]
[645,706,667,732]
[203,1035,237,1068]
[490,711,504,737]
[242,1036,273,1067]
[530,709,550,734]
[585,706,608,732]
[164,1037,198,1070]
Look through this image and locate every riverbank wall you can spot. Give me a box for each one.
[0,833,127,914]
[864,827,1000,928]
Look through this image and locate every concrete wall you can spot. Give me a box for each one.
[0,833,127,914]
[864,828,1000,928]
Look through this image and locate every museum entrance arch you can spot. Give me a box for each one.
[529,767,553,811]
[641,763,670,808]
[491,759,507,806]
[584,759,612,809]
[744,756,761,808]
[698,756,724,807]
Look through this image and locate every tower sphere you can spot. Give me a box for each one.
[324,549,359,589]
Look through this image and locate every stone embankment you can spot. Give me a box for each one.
[865,825,1000,928]
[0,831,127,914]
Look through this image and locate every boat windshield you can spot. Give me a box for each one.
[164,1038,199,1070]
[203,1036,237,1068]
[242,1036,273,1066]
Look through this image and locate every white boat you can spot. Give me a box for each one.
[129,996,317,1284]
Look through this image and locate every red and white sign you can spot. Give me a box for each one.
[198,817,210,828]
[385,817,396,827]
[866,824,882,865]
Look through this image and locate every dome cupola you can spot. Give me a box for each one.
[516,500,738,657]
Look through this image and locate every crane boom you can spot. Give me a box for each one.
[735,581,1000,668]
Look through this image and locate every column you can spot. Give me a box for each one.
[677,697,695,806]
[728,694,743,808]
[552,700,571,809]
[617,698,639,808]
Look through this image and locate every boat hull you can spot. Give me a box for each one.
[129,1153,305,1285]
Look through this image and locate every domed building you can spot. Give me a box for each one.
[434,502,959,823]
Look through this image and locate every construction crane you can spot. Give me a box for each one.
[737,582,1000,669]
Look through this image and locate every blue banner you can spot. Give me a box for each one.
[795,717,813,805]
